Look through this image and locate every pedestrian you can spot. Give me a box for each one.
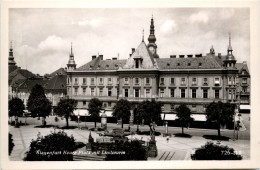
[166,136,169,143]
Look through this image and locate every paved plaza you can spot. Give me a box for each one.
[9,114,250,161]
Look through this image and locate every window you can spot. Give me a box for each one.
[91,78,95,85]
[203,78,208,85]
[192,89,196,98]
[124,77,129,84]
[67,77,70,84]
[135,89,139,98]
[83,101,86,106]
[160,78,164,85]
[228,77,232,85]
[215,89,219,99]
[135,59,139,68]
[135,78,139,84]
[83,88,86,95]
[83,78,86,84]
[108,102,111,108]
[146,78,150,84]
[214,77,220,86]
[170,104,175,110]
[192,78,197,85]
[91,88,94,96]
[203,89,208,98]
[145,89,151,98]
[74,88,78,95]
[228,89,232,99]
[181,89,185,98]
[242,78,247,84]
[108,88,112,96]
[99,78,103,84]
[160,89,164,97]
[125,89,129,97]
[170,89,175,97]
[243,87,247,93]
[117,78,119,84]
[170,78,175,85]
[75,78,78,85]
[99,88,103,96]
[103,103,107,108]
[67,87,70,93]
[108,78,112,85]
[181,78,186,85]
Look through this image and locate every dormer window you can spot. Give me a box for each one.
[167,63,170,66]
[177,63,180,66]
[199,63,202,66]
[135,59,139,68]
[106,64,109,68]
[188,63,191,66]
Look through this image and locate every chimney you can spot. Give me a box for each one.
[187,55,193,58]
[195,54,202,57]
[99,55,103,60]
[129,54,132,57]
[92,55,96,60]
[131,48,135,54]
[170,55,176,58]
[112,58,117,60]
[243,61,247,64]
[179,55,185,58]
[218,53,221,58]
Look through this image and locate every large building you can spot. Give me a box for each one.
[66,17,250,120]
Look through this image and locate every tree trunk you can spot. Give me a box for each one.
[94,121,97,128]
[121,118,124,129]
[137,122,139,132]
[42,117,46,126]
[182,126,184,134]
[15,116,19,127]
[149,125,153,135]
[218,123,221,137]
[66,117,69,127]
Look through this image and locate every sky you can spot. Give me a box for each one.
[9,8,250,75]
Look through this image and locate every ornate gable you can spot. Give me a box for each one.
[122,41,157,70]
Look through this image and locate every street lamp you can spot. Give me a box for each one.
[77,110,80,129]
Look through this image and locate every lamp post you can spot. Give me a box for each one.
[77,110,80,129]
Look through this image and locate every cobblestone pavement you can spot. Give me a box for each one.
[9,119,250,161]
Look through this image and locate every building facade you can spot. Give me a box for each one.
[66,17,250,119]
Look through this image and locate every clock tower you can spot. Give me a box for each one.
[148,16,159,58]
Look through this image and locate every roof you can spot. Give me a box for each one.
[17,79,49,92]
[236,63,250,74]
[76,56,126,71]
[45,74,67,93]
[50,68,67,77]
[156,55,222,70]
[9,65,18,73]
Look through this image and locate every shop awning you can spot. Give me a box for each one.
[104,110,113,117]
[161,114,207,121]
[240,105,251,110]
[73,109,89,116]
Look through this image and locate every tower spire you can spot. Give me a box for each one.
[142,29,144,42]
[147,15,159,58]
[70,42,73,56]
[228,32,233,54]
[8,41,16,66]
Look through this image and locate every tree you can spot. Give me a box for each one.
[27,84,52,126]
[27,84,46,117]
[9,97,25,127]
[54,98,77,127]
[136,100,162,133]
[176,104,193,134]
[88,98,102,128]
[191,141,242,160]
[105,140,147,160]
[24,131,76,161]
[206,101,235,137]
[112,99,131,128]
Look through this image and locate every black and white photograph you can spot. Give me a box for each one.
[2,0,260,169]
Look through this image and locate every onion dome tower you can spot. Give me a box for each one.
[224,33,236,68]
[67,42,76,71]
[148,16,159,58]
[8,41,16,66]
